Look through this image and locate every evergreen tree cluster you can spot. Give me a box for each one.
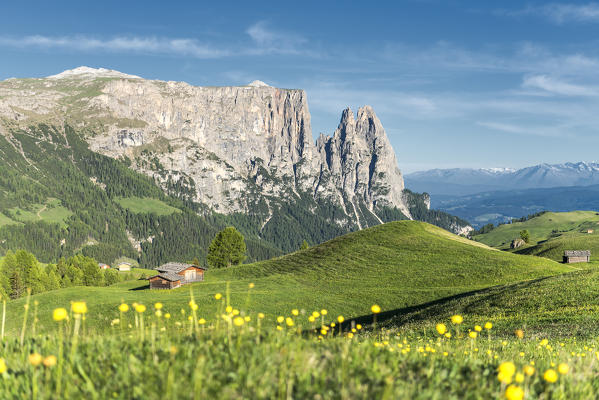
[0,250,125,300]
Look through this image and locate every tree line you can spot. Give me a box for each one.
[0,250,133,300]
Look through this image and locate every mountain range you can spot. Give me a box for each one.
[405,162,599,196]
[406,162,599,228]
[0,67,469,266]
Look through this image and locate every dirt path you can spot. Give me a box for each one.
[36,204,47,219]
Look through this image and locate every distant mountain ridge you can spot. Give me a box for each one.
[406,162,599,196]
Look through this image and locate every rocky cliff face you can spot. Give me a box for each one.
[0,67,413,229]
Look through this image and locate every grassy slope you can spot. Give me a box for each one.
[5,198,73,227]
[0,213,17,227]
[115,196,181,216]
[474,211,599,249]
[3,221,570,335]
[516,233,599,261]
[383,266,599,338]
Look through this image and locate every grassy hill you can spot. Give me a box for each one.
[473,211,599,249]
[381,268,599,338]
[2,221,570,335]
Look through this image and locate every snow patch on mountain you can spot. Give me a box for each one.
[48,66,141,80]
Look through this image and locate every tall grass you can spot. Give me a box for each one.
[0,289,598,399]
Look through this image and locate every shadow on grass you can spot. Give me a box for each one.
[332,275,564,334]
[129,283,150,291]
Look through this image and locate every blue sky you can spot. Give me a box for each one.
[2,0,599,172]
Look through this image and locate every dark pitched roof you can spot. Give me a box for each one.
[156,262,207,273]
[564,250,591,257]
[150,273,182,282]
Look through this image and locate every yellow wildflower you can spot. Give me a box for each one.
[371,304,381,314]
[277,316,285,323]
[233,316,244,326]
[214,293,222,300]
[225,306,233,313]
[515,373,524,383]
[248,283,255,289]
[0,358,6,374]
[135,304,146,313]
[42,356,57,368]
[155,310,162,318]
[445,332,452,338]
[544,369,558,383]
[308,316,315,323]
[505,385,524,400]
[292,309,299,316]
[53,308,68,322]
[514,329,524,339]
[484,322,493,330]
[118,303,129,313]
[474,325,482,332]
[199,318,206,325]
[523,365,535,376]
[154,302,163,310]
[258,313,265,319]
[165,313,171,319]
[469,331,477,339]
[286,317,294,327]
[436,323,447,335]
[450,315,463,324]
[337,316,344,323]
[321,309,328,315]
[71,302,87,314]
[356,324,362,330]
[29,353,42,367]
[558,363,569,375]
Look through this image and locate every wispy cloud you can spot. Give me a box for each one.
[522,74,599,96]
[0,35,230,58]
[0,23,318,59]
[476,121,572,138]
[501,3,599,24]
[246,21,317,56]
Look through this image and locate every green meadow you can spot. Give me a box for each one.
[2,221,570,335]
[115,196,181,216]
[474,211,599,249]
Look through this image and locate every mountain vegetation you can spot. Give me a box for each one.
[0,123,468,268]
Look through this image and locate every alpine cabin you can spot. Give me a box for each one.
[563,250,591,264]
[149,262,206,290]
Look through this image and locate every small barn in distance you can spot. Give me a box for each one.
[98,263,110,270]
[563,250,591,264]
[149,263,206,290]
[116,262,132,272]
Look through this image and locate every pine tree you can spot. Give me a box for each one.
[207,226,247,269]
[9,270,23,299]
[300,240,309,250]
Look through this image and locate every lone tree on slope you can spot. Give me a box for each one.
[207,226,247,269]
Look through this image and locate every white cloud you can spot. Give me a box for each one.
[0,23,318,59]
[540,3,599,24]
[476,121,571,138]
[522,74,599,96]
[0,35,230,58]
[245,21,315,56]
[501,3,599,24]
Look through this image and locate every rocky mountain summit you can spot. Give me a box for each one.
[0,67,469,234]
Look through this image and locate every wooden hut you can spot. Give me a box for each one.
[563,250,591,264]
[98,263,111,270]
[149,262,206,290]
[116,262,132,272]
